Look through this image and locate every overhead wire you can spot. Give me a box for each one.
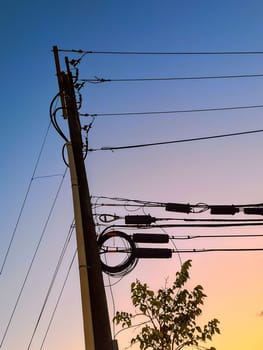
[53,45,263,316]
[49,93,68,142]
[92,196,164,208]
[80,73,263,84]
[81,104,263,118]
[170,233,263,240]
[100,246,263,254]
[91,195,263,210]
[107,222,263,228]
[103,247,263,253]
[0,168,68,348]
[98,229,263,276]
[33,174,65,180]
[26,220,75,350]
[39,250,77,350]
[0,121,52,275]
[58,49,263,55]
[88,128,263,152]
[97,223,263,276]
[96,213,263,224]
[160,227,183,268]
[171,247,263,253]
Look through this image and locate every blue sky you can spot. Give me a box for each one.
[1,1,263,349]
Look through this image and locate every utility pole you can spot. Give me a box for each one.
[53,46,114,350]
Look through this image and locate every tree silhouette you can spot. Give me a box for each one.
[114,260,220,350]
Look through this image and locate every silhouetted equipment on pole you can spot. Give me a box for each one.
[97,230,172,276]
[133,233,169,243]
[135,247,172,259]
[165,203,191,213]
[53,46,114,350]
[243,207,263,215]
[210,205,239,215]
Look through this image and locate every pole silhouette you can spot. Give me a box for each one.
[53,46,114,350]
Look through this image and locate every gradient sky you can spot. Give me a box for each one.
[1,1,263,349]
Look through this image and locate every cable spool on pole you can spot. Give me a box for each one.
[97,231,137,275]
[98,230,172,276]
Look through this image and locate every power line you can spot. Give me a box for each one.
[91,196,263,210]
[80,73,263,84]
[49,93,69,142]
[98,230,263,276]
[39,250,77,350]
[33,174,65,180]
[107,222,263,229]
[0,122,52,275]
[26,221,75,350]
[172,248,263,253]
[101,247,263,253]
[81,104,263,118]
[0,168,67,348]
[98,240,263,277]
[59,49,263,55]
[88,128,263,152]
[97,213,263,224]
[170,233,263,240]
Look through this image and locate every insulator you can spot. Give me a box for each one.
[210,205,239,215]
[244,207,263,215]
[133,233,169,243]
[125,215,156,225]
[165,203,191,213]
[134,248,172,259]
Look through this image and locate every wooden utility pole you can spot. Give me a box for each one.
[53,46,114,350]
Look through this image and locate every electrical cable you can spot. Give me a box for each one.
[114,320,151,339]
[80,73,263,84]
[62,143,69,167]
[107,222,263,228]
[92,196,263,211]
[171,248,263,253]
[97,231,137,276]
[88,128,263,152]
[98,225,263,276]
[0,168,67,348]
[97,213,263,224]
[93,203,151,209]
[59,49,263,55]
[98,229,263,276]
[39,250,77,350]
[103,246,263,253]
[33,174,65,180]
[49,93,69,142]
[82,117,96,160]
[0,121,52,275]
[82,104,263,118]
[170,233,263,240]
[104,275,125,288]
[161,227,183,268]
[26,220,75,350]
[92,196,164,208]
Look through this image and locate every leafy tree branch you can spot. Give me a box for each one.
[113,260,220,350]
